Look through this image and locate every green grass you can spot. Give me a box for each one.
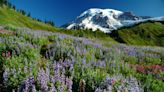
[0,5,58,31]
[0,5,117,46]
[110,21,164,46]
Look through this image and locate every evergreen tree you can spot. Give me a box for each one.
[19,9,26,15]
[45,20,55,26]
[12,5,16,10]
[27,13,31,17]
[22,10,26,15]
[37,19,42,22]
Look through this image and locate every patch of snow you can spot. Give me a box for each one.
[64,8,163,33]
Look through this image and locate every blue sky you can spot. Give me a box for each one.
[9,0,164,26]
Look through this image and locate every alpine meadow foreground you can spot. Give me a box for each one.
[0,26,163,92]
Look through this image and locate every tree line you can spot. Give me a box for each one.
[0,0,55,26]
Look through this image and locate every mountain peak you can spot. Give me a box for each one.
[79,8,123,18]
[63,8,162,33]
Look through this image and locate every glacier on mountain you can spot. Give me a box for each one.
[64,8,164,33]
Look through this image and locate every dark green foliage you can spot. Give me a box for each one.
[12,5,15,10]
[0,0,7,5]
[27,13,31,17]
[18,9,26,15]
[45,20,55,26]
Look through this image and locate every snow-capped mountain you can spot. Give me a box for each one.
[63,8,164,33]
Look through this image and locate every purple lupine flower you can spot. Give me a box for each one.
[69,64,74,72]
[53,62,61,75]
[37,68,49,91]
[95,88,103,92]
[50,75,56,83]
[28,76,35,86]
[49,83,57,92]
[65,77,73,92]
[81,59,86,65]
[58,85,64,92]
[32,85,37,92]
[22,76,35,92]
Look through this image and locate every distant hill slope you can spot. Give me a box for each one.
[110,21,164,46]
[0,6,117,45]
[0,6,57,31]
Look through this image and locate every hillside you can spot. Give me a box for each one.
[0,5,117,46]
[110,21,164,46]
[0,5,57,31]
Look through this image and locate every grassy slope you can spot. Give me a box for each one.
[0,5,117,45]
[111,21,164,46]
[0,6,58,31]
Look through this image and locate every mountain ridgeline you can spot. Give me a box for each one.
[110,21,164,46]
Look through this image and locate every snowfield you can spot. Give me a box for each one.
[64,8,164,33]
